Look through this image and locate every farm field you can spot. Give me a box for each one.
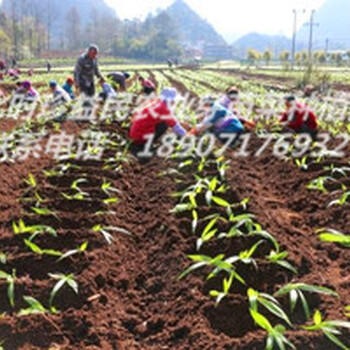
[0,66,350,350]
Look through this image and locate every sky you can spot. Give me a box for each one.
[105,0,326,41]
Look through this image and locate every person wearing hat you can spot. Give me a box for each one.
[279,95,318,139]
[49,80,71,107]
[74,44,103,97]
[129,87,187,157]
[62,77,76,100]
[106,72,130,92]
[220,86,256,130]
[21,81,39,101]
[138,76,156,95]
[99,78,117,102]
[190,96,244,144]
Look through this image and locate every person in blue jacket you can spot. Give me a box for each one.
[190,96,244,144]
[62,77,76,100]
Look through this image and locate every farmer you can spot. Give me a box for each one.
[62,77,76,99]
[129,88,187,157]
[279,95,318,139]
[8,69,20,80]
[0,59,6,71]
[99,78,117,102]
[74,44,103,97]
[167,58,173,69]
[49,80,71,107]
[47,61,51,73]
[139,76,156,95]
[220,86,256,130]
[190,96,244,145]
[16,81,40,103]
[106,72,130,92]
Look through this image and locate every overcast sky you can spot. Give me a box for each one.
[105,0,325,40]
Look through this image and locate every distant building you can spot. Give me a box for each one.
[203,43,233,60]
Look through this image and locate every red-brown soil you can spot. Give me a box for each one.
[0,77,349,350]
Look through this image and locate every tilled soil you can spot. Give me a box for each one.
[0,127,348,349]
[0,73,349,349]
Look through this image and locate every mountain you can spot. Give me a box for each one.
[297,0,350,50]
[232,33,292,58]
[164,0,227,46]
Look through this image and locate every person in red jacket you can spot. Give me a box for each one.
[129,88,187,158]
[139,76,156,95]
[280,95,318,139]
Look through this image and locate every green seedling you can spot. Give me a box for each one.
[275,283,338,320]
[62,178,90,201]
[266,250,297,274]
[57,242,88,262]
[197,217,219,251]
[307,176,334,193]
[211,195,233,216]
[303,310,350,350]
[170,202,196,214]
[324,165,350,178]
[18,296,48,316]
[345,306,350,318]
[92,225,132,245]
[0,269,16,307]
[101,181,121,196]
[220,216,279,251]
[0,254,6,265]
[31,206,59,219]
[24,240,62,257]
[248,288,292,326]
[216,156,230,180]
[250,309,295,350]
[43,169,60,178]
[316,228,350,248]
[13,220,57,240]
[328,190,350,207]
[204,178,227,206]
[28,191,46,206]
[61,192,89,201]
[209,271,235,305]
[24,173,37,188]
[178,254,241,282]
[49,273,78,311]
[225,241,264,270]
[70,179,87,192]
[295,156,309,171]
[192,209,199,233]
[102,197,119,205]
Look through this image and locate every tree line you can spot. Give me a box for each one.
[0,1,183,62]
[247,48,350,68]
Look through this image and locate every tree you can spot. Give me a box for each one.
[65,7,82,51]
[263,49,273,66]
[314,51,326,65]
[279,51,290,63]
[331,52,343,67]
[0,29,11,59]
[294,52,302,66]
[247,48,261,67]
[279,51,290,70]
